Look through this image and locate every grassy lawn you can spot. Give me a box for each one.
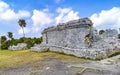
[0,50,86,68]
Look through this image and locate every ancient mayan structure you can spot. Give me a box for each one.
[31,18,120,59]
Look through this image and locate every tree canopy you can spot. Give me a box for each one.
[7,32,13,40]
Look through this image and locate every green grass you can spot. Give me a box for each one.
[0,50,44,68]
[0,50,87,68]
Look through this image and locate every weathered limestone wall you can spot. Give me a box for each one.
[100,29,118,38]
[45,28,89,49]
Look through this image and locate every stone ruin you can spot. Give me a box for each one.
[31,18,120,59]
[8,43,27,50]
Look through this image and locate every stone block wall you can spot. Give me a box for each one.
[45,28,89,49]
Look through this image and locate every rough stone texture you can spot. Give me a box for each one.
[31,18,120,59]
[31,44,49,52]
[9,43,27,50]
[100,29,118,38]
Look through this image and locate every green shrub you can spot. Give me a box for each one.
[99,30,105,35]
[12,39,22,45]
[34,37,43,44]
[0,37,43,50]
[118,34,120,39]
[1,36,7,44]
[1,40,11,49]
[24,38,34,49]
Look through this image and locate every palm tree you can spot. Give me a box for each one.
[7,32,13,40]
[18,19,26,37]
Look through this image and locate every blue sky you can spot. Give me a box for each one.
[0,0,120,38]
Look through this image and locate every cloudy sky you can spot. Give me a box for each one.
[0,0,120,38]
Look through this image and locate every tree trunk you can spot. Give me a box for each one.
[22,27,25,37]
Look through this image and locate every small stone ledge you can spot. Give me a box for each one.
[31,46,49,52]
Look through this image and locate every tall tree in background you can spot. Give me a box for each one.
[7,32,13,40]
[18,19,26,37]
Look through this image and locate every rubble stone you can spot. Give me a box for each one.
[9,43,27,50]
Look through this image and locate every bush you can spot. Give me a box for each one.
[1,40,11,49]
[34,37,43,44]
[23,37,43,48]
[118,34,120,39]
[0,39,22,50]
[99,30,105,35]
[11,39,21,45]
[0,37,43,50]
[19,37,26,42]
[24,38,34,49]
[1,36,7,44]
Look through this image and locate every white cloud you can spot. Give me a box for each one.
[17,10,30,18]
[31,9,53,32]
[18,28,30,34]
[31,8,80,33]
[0,0,9,12]
[32,9,52,26]
[55,8,80,24]
[90,7,120,30]
[0,1,30,24]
